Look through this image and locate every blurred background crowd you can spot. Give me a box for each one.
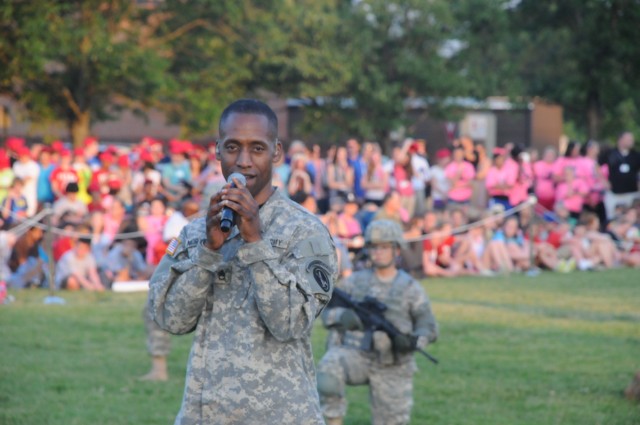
[0,131,639,293]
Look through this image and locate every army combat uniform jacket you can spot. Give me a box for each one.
[149,189,337,425]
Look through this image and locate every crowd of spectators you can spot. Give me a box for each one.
[0,131,639,291]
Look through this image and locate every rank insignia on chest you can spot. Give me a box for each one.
[166,238,180,256]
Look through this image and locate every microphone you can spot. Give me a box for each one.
[219,172,246,232]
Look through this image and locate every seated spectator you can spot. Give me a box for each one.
[55,237,104,291]
[52,222,77,261]
[422,222,463,277]
[0,178,28,229]
[373,191,409,226]
[455,223,495,275]
[7,226,45,289]
[51,182,88,226]
[336,194,365,251]
[101,239,152,288]
[493,217,531,271]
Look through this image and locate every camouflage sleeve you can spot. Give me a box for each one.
[147,227,222,335]
[320,275,355,328]
[409,281,439,344]
[236,224,337,342]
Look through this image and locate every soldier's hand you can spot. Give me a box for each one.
[338,309,364,331]
[219,178,262,243]
[393,334,416,354]
[205,190,229,250]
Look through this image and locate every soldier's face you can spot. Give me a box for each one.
[218,113,282,204]
[368,243,396,269]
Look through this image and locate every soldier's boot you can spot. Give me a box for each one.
[325,418,343,425]
[139,356,168,381]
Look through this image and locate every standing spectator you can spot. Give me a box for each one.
[309,144,330,213]
[430,149,451,210]
[533,147,558,211]
[409,139,431,217]
[36,147,56,209]
[471,142,491,211]
[391,145,416,218]
[578,141,610,227]
[82,136,102,171]
[327,146,355,201]
[553,140,581,183]
[445,146,476,209]
[346,138,366,201]
[1,178,28,229]
[509,147,534,208]
[55,237,104,291]
[287,153,313,198]
[485,147,517,210]
[361,144,389,206]
[605,131,640,220]
[12,146,40,216]
[0,149,15,205]
[89,151,116,202]
[161,140,192,203]
[114,154,134,211]
[137,198,168,265]
[72,147,93,205]
[50,149,79,200]
[556,166,589,220]
[51,182,89,226]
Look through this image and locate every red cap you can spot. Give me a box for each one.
[99,151,114,163]
[117,154,130,168]
[16,146,31,157]
[108,177,122,190]
[139,150,154,163]
[60,148,72,158]
[83,136,98,147]
[169,139,185,155]
[73,147,85,157]
[0,150,9,168]
[436,148,451,159]
[51,140,65,152]
[105,145,118,155]
[493,147,506,156]
[5,137,26,151]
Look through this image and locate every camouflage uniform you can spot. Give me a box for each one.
[317,221,438,425]
[143,301,171,357]
[148,189,337,425]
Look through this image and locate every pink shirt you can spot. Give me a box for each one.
[144,215,168,264]
[393,165,414,197]
[533,160,556,201]
[445,161,476,202]
[555,179,589,213]
[509,162,533,206]
[485,162,517,197]
[552,157,579,181]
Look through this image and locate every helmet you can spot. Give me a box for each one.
[364,219,406,248]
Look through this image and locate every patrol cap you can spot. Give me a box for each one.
[364,219,406,249]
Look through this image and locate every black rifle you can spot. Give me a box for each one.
[329,287,438,365]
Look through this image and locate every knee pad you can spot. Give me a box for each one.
[317,372,343,397]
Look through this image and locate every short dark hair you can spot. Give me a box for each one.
[218,99,278,142]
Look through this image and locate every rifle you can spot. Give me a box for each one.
[329,287,438,365]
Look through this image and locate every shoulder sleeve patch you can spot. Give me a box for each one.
[166,238,181,256]
[306,259,332,293]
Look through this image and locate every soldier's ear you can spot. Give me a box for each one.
[273,140,283,162]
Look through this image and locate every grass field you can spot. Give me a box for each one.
[1,269,639,425]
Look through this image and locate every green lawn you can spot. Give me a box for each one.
[1,269,639,425]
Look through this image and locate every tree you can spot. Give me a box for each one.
[291,0,465,148]
[0,1,169,145]
[505,0,640,141]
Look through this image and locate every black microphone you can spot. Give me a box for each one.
[219,172,246,232]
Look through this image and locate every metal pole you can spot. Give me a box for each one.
[43,205,65,304]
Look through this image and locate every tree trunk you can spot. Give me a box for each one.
[69,110,91,147]
[587,92,601,140]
